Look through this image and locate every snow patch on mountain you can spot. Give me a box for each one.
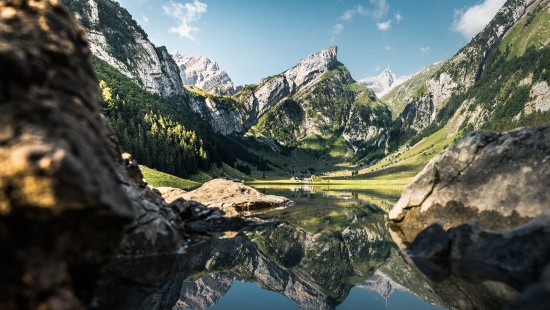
[358,68,410,98]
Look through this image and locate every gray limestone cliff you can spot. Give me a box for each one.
[63,0,185,97]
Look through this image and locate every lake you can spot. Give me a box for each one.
[94,184,446,310]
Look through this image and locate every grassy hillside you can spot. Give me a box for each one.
[499,0,550,59]
[140,166,199,189]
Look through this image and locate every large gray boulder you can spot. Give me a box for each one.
[389,125,550,309]
[390,125,550,242]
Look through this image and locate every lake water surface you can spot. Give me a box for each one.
[96,184,446,309]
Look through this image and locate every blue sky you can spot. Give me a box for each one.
[117,0,506,85]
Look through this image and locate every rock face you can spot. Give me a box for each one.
[177,179,290,216]
[389,125,550,309]
[172,52,239,95]
[358,68,409,98]
[390,126,550,241]
[395,98,435,133]
[186,94,249,135]
[0,1,194,308]
[63,0,185,96]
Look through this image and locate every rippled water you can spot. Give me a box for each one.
[95,185,446,310]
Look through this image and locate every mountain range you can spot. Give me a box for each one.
[61,0,550,179]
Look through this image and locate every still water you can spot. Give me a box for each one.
[96,185,445,310]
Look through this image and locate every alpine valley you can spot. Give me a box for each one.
[62,0,550,183]
[1,0,549,309]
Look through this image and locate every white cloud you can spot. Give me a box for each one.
[395,12,402,23]
[377,20,392,31]
[452,0,506,39]
[331,0,389,37]
[384,45,391,51]
[420,46,430,54]
[370,0,389,19]
[340,5,369,21]
[332,23,344,35]
[140,15,150,25]
[163,0,207,40]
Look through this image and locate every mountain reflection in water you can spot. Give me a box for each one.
[94,186,445,310]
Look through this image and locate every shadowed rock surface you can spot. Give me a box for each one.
[0,1,134,308]
[405,220,550,309]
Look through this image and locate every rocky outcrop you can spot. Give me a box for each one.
[389,125,550,309]
[176,179,290,216]
[343,103,391,150]
[250,45,338,117]
[390,125,550,241]
[156,46,186,96]
[172,52,239,96]
[284,46,338,93]
[524,80,550,115]
[397,98,436,133]
[155,187,188,203]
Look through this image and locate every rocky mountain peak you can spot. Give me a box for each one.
[358,68,409,98]
[171,52,238,96]
[284,46,338,92]
[305,45,338,68]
